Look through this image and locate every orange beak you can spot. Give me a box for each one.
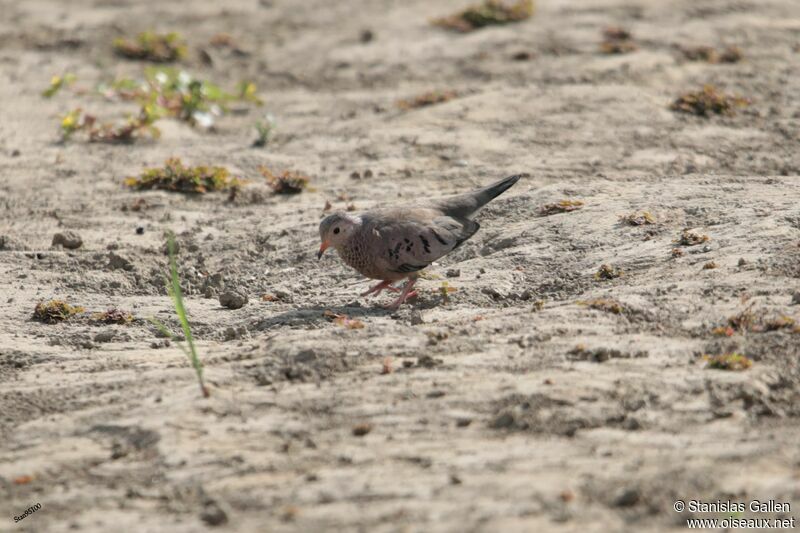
[317,241,329,260]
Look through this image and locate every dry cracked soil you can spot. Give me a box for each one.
[1,0,800,531]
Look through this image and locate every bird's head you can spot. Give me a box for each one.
[317,212,361,259]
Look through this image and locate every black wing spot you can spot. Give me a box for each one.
[431,229,449,246]
[419,235,431,254]
[394,263,427,273]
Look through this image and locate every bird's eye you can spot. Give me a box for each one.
[333,227,340,234]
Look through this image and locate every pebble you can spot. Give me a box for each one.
[219,290,248,309]
[792,291,800,305]
[107,252,134,271]
[94,330,116,343]
[445,268,461,278]
[613,488,641,507]
[52,231,83,249]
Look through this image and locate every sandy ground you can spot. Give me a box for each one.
[2,0,800,531]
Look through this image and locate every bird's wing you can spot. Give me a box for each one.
[365,209,479,274]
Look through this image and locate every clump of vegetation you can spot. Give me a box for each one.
[619,211,655,225]
[578,298,623,314]
[90,308,134,324]
[703,353,752,371]
[42,73,76,98]
[723,305,799,334]
[676,229,710,246]
[253,113,276,147]
[33,300,85,323]
[679,45,742,63]
[396,90,458,110]
[432,0,534,32]
[148,235,209,398]
[727,305,756,332]
[130,67,262,128]
[712,326,734,337]
[540,199,584,215]
[125,158,241,194]
[762,315,796,332]
[60,107,160,143]
[260,166,310,194]
[703,261,718,270]
[57,67,264,142]
[670,85,749,117]
[113,32,187,62]
[600,27,637,54]
[595,264,623,280]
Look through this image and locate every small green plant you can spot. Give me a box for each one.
[433,0,534,32]
[42,73,76,98]
[58,107,160,143]
[253,113,276,147]
[113,32,187,62]
[125,157,241,193]
[148,235,209,398]
[439,281,457,304]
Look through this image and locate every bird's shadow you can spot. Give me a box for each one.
[249,303,396,331]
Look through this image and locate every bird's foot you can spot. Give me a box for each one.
[384,279,418,310]
[360,280,401,297]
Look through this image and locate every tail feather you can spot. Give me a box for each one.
[435,173,526,218]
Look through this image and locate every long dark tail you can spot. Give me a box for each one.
[436,173,526,218]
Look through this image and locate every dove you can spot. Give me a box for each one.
[317,174,523,309]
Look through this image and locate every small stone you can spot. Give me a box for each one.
[350,171,361,179]
[792,292,800,305]
[456,417,472,427]
[11,149,21,157]
[409,311,424,325]
[135,227,145,235]
[219,290,248,309]
[738,257,747,266]
[294,349,317,363]
[363,169,373,178]
[352,423,372,436]
[445,268,461,278]
[52,231,83,249]
[613,488,641,507]
[107,252,134,271]
[200,500,228,526]
[94,330,116,343]
[359,29,374,43]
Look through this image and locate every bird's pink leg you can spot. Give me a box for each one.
[385,278,418,310]
[360,280,401,297]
